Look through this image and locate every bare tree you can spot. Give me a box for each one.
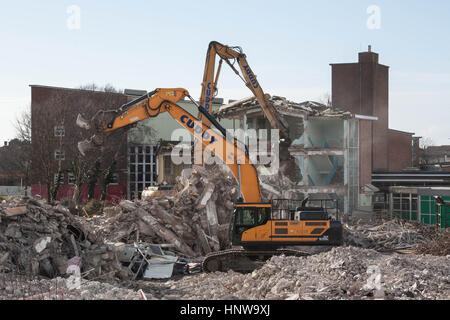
[0,139,30,186]
[69,159,88,205]
[78,83,123,94]
[319,92,332,107]
[4,108,33,192]
[420,137,435,150]
[14,108,32,142]
[74,84,127,205]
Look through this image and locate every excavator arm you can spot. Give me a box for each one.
[77,88,343,270]
[199,41,289,140]
[77,88,262,203]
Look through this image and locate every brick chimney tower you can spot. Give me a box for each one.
[330,46,389,170]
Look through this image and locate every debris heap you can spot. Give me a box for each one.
[156,246,449,300]
[217,96,353,119]
[81,165,238,258]
[344,219,441,251]
[0,273,143,300]
[416,229,450,256]
[0,197,100,277]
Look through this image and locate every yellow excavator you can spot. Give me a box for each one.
[76,88,343,273]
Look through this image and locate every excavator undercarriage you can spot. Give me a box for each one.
[202,248,311,273]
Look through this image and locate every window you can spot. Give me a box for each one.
[54,126,65,137]
[54,173,64,184]
[54,150,65,161]
[236,208,256,226]
[68,173,76,185]
[236,207,271,226]
[110,173,119,185]
[128,145,158,199]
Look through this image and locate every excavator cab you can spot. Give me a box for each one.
[230,199,344,249]
[230,204,272,246]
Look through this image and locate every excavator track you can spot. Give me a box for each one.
[202,248,311,273]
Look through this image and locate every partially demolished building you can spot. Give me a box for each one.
[215,96,377,215]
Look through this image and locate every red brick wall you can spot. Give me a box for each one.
[388,130,412,171]
[372,64,389,170]
[31,184,126,204]
[30,86,129,200]
[331,64,362,115]
[331,51,390,171]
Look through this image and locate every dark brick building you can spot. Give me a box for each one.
[30,85,129,202]
[331,46,413,173]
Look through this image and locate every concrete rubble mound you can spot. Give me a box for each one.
[416,229,450,256]
[81,164,239,258]
[217,96,353,119]
[158,246,449,300]
[0,273,144,300]
[0,196,124,278]
[0,196,139,282]
[1,169,449,300]
[344,219,442,252]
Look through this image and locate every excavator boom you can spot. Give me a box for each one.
[199,41,289,140]
[77,88,262,203]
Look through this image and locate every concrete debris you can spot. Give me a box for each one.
[4,206,28,217]
[0,197,98,277]
[141,246,448,300]
[0,196,130,280]
[81,164,239,258]
[271,98,353,118]
[344,219,441,251]
[0,273,144,300]
[416,229,450,256]
[1,171,449,300]
[258,165,305,201]
[216,96,353,119]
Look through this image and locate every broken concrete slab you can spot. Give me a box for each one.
[4,206,27,217]
[34,236,52,254]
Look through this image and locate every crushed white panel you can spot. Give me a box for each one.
[143,255,178,279]
[34,237,51,253]
[206,200,218,227]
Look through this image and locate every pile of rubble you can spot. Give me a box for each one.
[217,96,353,119]
[81,164,238,258]
[344,219,440,252]
[148,246,449,300]
[257,164,305,201]
[0,273,144,300]
[0,197,132,280]
[0,197,95,277]
[271,97,353,118]
[416,229,450,256]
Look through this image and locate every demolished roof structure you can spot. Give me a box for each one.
[215,96,355,120]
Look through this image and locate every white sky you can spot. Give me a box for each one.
[1,0,449,145]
